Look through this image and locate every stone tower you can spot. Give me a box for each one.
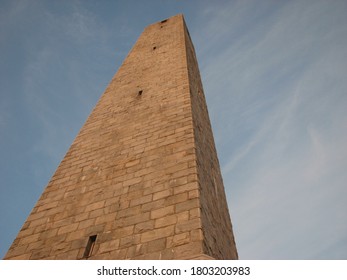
[5,14,238,260]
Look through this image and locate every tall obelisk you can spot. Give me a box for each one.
[5,14,238,260]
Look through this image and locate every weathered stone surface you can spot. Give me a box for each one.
[4,14,237,260]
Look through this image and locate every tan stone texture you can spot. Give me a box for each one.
[5,14,237,260]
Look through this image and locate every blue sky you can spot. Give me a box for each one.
[1,0,346,259]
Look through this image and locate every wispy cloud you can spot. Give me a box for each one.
[20,2,112,160]
[193,0,347,259]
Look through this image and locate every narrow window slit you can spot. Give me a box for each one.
[83,235,97,258]
[160,19,167,28]
[138,90,143,96]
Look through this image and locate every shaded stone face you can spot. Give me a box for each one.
[5,14,237,260]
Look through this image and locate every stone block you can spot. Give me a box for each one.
[175,218,201,234]
[120,212,150,227]
[140,225,175,243]
[147,238,166,253]
[173,241,203,259]
[57,223,79,235]
[113,225,134,239]
[151,205,174,219]
[167,232,190,248]
[154,214,177,228]
[85,201,105,212]
[134,220,155,233]
[153,189,171,201]
[97,239,120,254]
[173,182,198,195]
[78,219,95,230]
[175,198,200,213]
[130,194,153,207]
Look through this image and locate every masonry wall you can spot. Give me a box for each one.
[183,21,238,259]
[5,14,237,260]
